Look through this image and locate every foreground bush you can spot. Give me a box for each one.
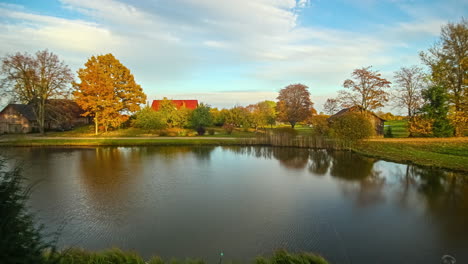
[330,112,374,142]
[47,248,328,264]
[0,160,52,264]
[132,106,166,130]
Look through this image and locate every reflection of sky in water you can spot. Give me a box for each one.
[0,146,466,264]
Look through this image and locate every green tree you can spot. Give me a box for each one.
[1,50,73,134]
[73,54,146,134]
[132,106,165,130]
[420,85,453,137]
[190,103,212,135]
[276,84,314,128]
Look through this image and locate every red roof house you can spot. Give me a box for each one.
[151,100,198,111]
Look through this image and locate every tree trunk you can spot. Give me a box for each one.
[94,113,98,135]
[38,99,46,135]
[290,122,295,128]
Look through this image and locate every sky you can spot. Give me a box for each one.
[0,0,466,112]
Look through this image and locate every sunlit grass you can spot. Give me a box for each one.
[384,120,409,138]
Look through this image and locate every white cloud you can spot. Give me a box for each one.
[0,0,459,112]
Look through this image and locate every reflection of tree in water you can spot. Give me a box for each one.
[308,150,332,175]
[400,165,468,243]
[78,148,142,197]
[138,146,216,162]
[272,147,310,170]
[221,146,273,159]
[330,151,386,207]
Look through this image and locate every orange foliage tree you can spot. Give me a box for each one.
[276,84,315,128]
[73,54,146,134]
[338,66,391,112]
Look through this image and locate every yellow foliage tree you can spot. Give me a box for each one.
[408,116,433,137]
[73,54,146,134]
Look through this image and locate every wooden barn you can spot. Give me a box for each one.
[328,106,386,137]
[0,100,90,134]
[0,104,38,133]
[151,99,198,111]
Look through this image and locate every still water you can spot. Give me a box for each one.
[1,146,467,263]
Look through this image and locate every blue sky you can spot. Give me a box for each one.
[0,0,466,112]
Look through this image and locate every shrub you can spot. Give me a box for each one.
[309,115,330,136]
[408,116,433,137]
[0,160,52,264]
[255,249,328,264]
[222,123,235,134]
[330,112,374,142]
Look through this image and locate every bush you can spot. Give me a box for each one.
[0,160,52,264]
[330,112,374,142]
[132,107,166,130]
[408,116,433,137]
[309,115,330,136]
[255,249,328,264]
[222,123,235,134]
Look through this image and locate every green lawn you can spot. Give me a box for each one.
[384,120,409,138]
[354,138,468,172]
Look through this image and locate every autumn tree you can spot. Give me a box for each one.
[323,98,339,115]
[420,18,467,135]
[73,54,146,134]
[132,106,165,130]
[392,66,426,117]
[276,84,314,128]
[0,50,73,134]
[338,66,391,112]
[157,98,192,128]
[420,18,467,112]
[247,100,277,131]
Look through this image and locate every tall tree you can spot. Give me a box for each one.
[420,18,467,136]
[420,18,467,112]
[323,98,339,115]
[247,100,277,130]
[420,85,453,137]
[276,84,314,128]
[338,66,391,112]
[393,66,426,117]
[0,50,73,134]
[73,54,146,134]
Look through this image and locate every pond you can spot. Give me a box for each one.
[1,146,467,263]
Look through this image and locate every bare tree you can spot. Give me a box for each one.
[1,50,73,134]
[338,66,391,112]
[393,66,426,117]
[323,98,339,115]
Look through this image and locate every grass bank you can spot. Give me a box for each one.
[1,134,467,172]
[353,138,468,172]
[45,248,328,264]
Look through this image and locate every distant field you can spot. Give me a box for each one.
[384,120,409,138]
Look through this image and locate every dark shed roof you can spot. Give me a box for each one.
[5,104,36,121]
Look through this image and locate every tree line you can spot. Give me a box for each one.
[0,18,466,137]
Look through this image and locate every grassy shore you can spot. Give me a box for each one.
[1,129,467,172]
[353,138,468,172]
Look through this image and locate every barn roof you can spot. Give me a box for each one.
[329,106,385,121]
[2,104,37,121]
[151,100,198,111]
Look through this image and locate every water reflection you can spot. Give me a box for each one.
[0,146,466,263]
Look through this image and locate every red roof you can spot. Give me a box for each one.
[151,100,198,111]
